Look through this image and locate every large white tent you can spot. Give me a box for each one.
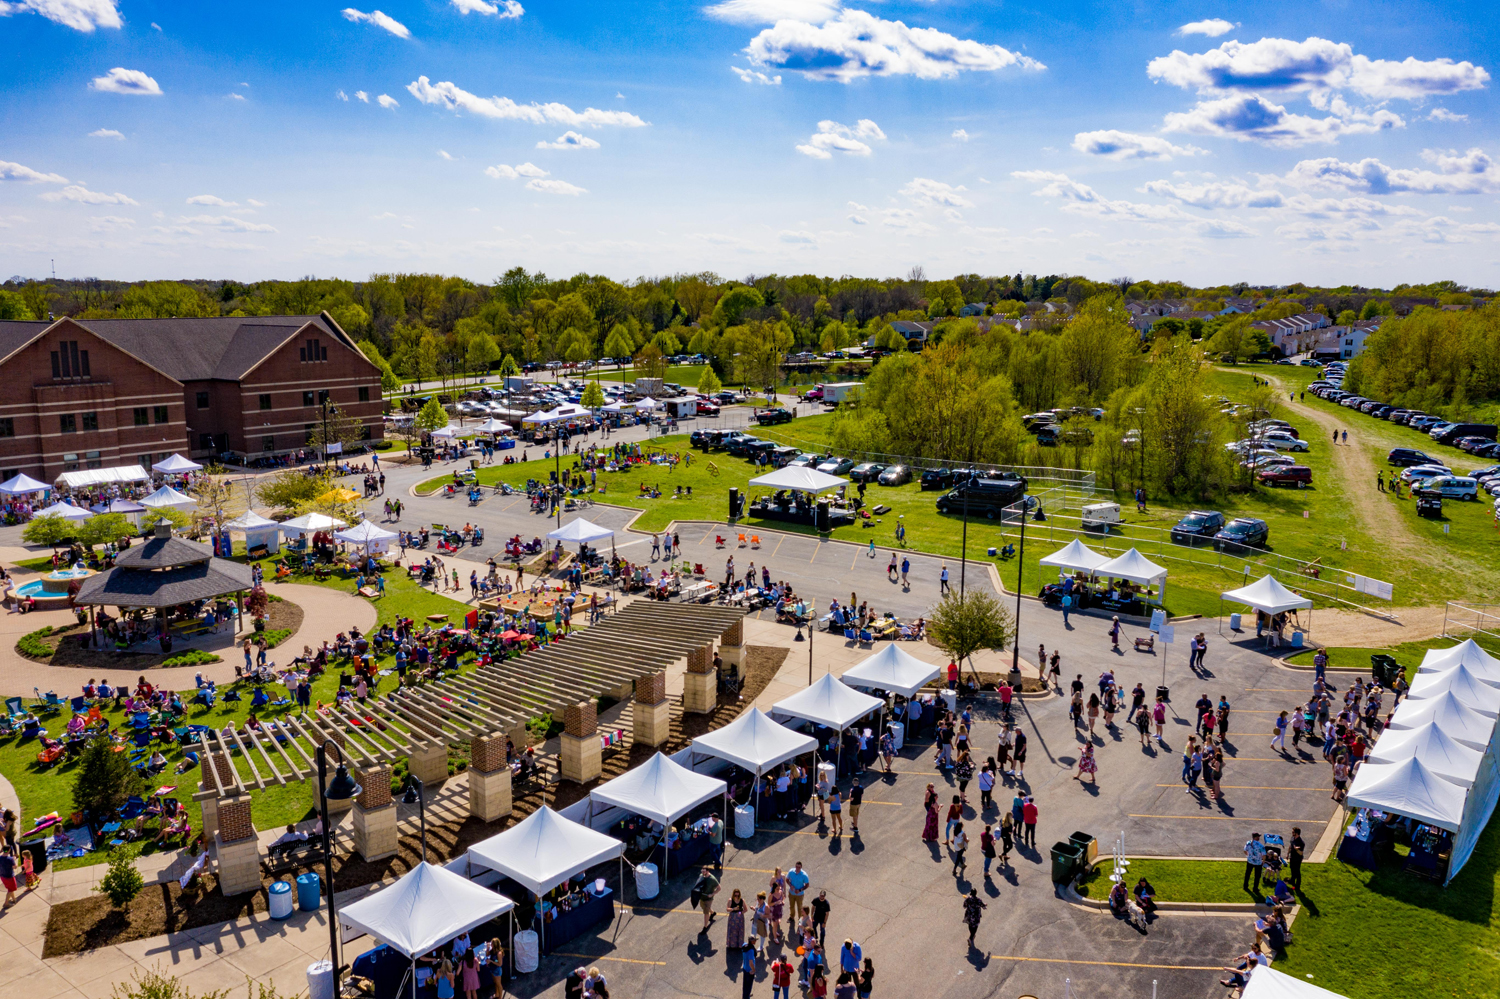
[1346,756,1470,831]
[546,518,614,546]
[474,418,511,434]
[1387,690,1497,750]
[1368,723,1486,787]
[467,806,624,897]
[338,862,514,991]
[223,511,281,555]
[0,472,50,496]
[34,500,93,522]
[335,519,399,555]
[773,672,883,732]
[588,752,726,829]
[1093,547,1168,605]
[690,707,816,777]
[151,453,202,474]
[1407,664,1500,717]
[523,404,587,426]
[748,465,848,494]
[1221,575,1314,615]
[1037,538,1111,575]
[55,465,149,489]
[1241,966,1352,999]
[280,511,348,536]
[839,643,942,698]
[139,485,196,512]
[1417,639,1500,684]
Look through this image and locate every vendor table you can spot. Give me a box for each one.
[540,887,613,954]
[1335,820,1380,871]
[654,831,711,876]
[1093,594,1146,616]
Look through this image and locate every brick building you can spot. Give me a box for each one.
[0,312,383,481]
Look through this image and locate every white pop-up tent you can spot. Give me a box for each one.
[55,465,149,489]
[222,511,281,555]
[633,397,659,411]
[1037,538,1111,576]
[1093,547,1168,605]
[690,707,816,779]
[1387,691,1497,750]
[338,861,515,999]
[1417,639,1500,685]
[1241,966,1352,999]
[1407,664,1500,717]
[586,753,726,876]
[474,418,511,434]
[749,465,848,494]
[280,511,348,537]
[1346,756,1470,832]
[772,672,884,775]
[547,518,614,547]
[1219,574,1313,634]
[840,643,942,698]
[335,519,399,555]
[0,472,50,496]
[34,501,93,522]
[1367,723,1486,787]
[139,485,196,512]
[152,453,203,474]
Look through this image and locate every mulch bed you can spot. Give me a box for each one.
[42,644,790,956]
[22,598,303,671]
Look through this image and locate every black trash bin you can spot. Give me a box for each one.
[1156,684,1170,702]
[1370,654,1400,688]
[1068,831,1097,869]
[1050,841,1082,884]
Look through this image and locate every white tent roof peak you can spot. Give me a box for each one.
[0,472,50,495]
[1220,574,1313,615]
[1387,690,1497,750]
[1407,664,1500,717]
[35,501,93,522]
[336,861,514,958]
[1417,639,1500,684]
[466,806,624,897]
[474,418,510,433]
[1367,722,1485,787]
[840,643,943,698]
[1037,538,1110,573]
[280,512,348,533]
[1241,966,1352,999]
[152,453,203,474]
[749,465,848,494]
[691,708,817,776]
[223,511,280,531]
[1345,756,1469,832]
[547,518,614,545]
[335,519,400,545]
[773,672,883,731]
[140,485,196,511]
[1094,548,1167,585]
[589,752,726,828]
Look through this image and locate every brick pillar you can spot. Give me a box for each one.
[633,672,671,748]
[198,786,220,842]
[558,701,601,783]
[213,797,262,896]
[687,644,713,674]
[720,618,746,668]
[408,740,449,786]
[684,644,718,715]
[468,734,512,823]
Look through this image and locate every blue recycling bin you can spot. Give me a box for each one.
[269,880,294,919]
[296,872,322,912]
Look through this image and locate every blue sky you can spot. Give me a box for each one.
[1,0,1497,287]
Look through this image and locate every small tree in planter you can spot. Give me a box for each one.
[245,585,269,632]
[100,846,145,908]
[928,590,1015,684]
[73,738,145,823]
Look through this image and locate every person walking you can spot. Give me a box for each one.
[998,813,1014,866]
[978,760,995,811]
[1061,590,1072,626]
[1243,833,1266,894]
[962,889,986,946]
[741,939,759,999]
[944,795,962,845]
[1086,693,1100,736]
[1271,711,1290,754]
[1074,743,1097,785]
[847,780,862,832]
[922,785,940,842]
[786,862,810,928]
[980,823,996,878]
[1289,827,1305,889]
[950,822,968,877]
[939,564,950,594]
[694,866,720,932]
[1109,615,1121,651]
[1021,796,1038,847]
[900,556,910,588]
[1012,728,1028,780]
[811,890,831,947]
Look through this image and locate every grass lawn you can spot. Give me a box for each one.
[1284,633,1500,680]
[0,551,477,868]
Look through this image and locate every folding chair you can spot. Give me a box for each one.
[715,536,726,548]
[737,533,747,547]
[70,696,86,714]
[751,535,761,548]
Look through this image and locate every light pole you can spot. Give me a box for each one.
[316,742,361,996]
[1011,495,1031,675]
[402,775,428,863]
[320,397,338,465]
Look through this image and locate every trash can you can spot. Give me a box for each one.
[296,872,322,912]
[22,838,47,876]
[634,862,659,900]
[1370,654,1400,688]
[734,804,755,839]
[941,689,957,715]
[1068,831,1097,868]
[513,930,540,973]
[1229,612,1242,631]
[306,960,335,999]
[1291,631,1304,648]
[269,880,294,919]
[888,721,904,752]
[1156,685,1170,702]
[1050,841,1082,884]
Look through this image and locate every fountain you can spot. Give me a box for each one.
[10,566,92,609]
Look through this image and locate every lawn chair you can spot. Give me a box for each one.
[750,535,761,548]
[29,688,51,713]
[5,697,24,722]
[737,533,748,547]
[693,563,705,577]
[70,696,86,715]
[715,535,726,548]
[44,692,65,714]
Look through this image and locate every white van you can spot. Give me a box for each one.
[1081,501,1122,529]
[1420,476,1479,500]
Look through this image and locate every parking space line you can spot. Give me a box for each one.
[1129,814,1326,822]
[629,905,699,915]
[773,535,785,558]
[1154,784,1326,791]
[809,543,819,563]
[554,952,668,967]
[983,954,1222,972]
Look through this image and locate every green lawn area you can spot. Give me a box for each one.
[1284,633,1500,680]
[0,552,477,868]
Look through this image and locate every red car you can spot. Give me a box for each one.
[1258,465,1312,487]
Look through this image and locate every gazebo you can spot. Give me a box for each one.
[689,708,816,825]
[71,523,255,643]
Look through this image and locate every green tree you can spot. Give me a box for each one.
[927,591,1016,674]
[603,325,634,382]
[696,366,723,396]
[21,514,77,548]
[466,331,502,379]
[498,354,520,378]
[651,329,682,356]
[712,286,764,326]
[1336,309,1358,326]
[81,513,136,549]
[415,396,449,433]
[256,469,326,512]
[581,381,606,410]
[634,343,668,382]
[20,282,54,322]
[100,846,145,908]
[117,282,216,319]
[327,301,370,336]
[871,327,906,352]
[73,738,144,822]
[0,289,35,320]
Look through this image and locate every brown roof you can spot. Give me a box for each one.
[72,558,254,608]
[113,533,214,570]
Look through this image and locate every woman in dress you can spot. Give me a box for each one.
[996,724,1012,775]
[962,889,987,946]
[768,880,786,943]
[1086,693,1101,736]
[954,750,974,804]
[460,951,481,999]
[1135,704,1151,746]
[725,888,747,949]
[921,786,940,843]
[1074,743,1097,785]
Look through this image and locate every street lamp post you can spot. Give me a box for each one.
[1011,496,1030,675]
[402,775,428,863]
[316,741,362,996]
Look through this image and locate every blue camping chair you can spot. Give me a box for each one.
[70,696,86,714]
[5,697,24,722]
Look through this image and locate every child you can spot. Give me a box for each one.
[22,848,36,890]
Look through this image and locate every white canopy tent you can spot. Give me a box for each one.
[1093,548,1168,606]
[335,519,399,555]
[1368,723,1486,787]
[223,511,280,531]
[0,472,50,496]
[223,511,281,555]
[772,672,884,775]
[55,465,149,489]
[139,485,196,513]
[587,753,726,876]
[1387,690,1497,750]
[473,418,510,434]
[839,643,942,698]
[690,707,816,777]
[547,518,614,547]
[1241,966,1352,999]
[523,405,587,426]
[1037,538,1111,575]
[280,511,348,536]
[633,397,659,411]
[338,862,515,999]
[429,425,461,439]
[748,465,849,494]
[103,498,146,515]
[1219,574,1314,634]
[34,501,93,522]
[151,453,202,474]
[1407,664,1500,717]
[1346,756,1469,832]
[1417,639,1500,685]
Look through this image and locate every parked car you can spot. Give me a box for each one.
[726,436,770,458]
[1387,447,1436,467]
[1456,436,1495,454]
[767,445,800,466]
[1214,517,1269,553]
[1243,453,1295,470]
[920,468,954,490]
[1258,432,1309,452]
[878,464,911,486]
[754,407,794,426]
[1409,416,1444,432]
[848,462,889,483]
[817,457,855,475]
[1474,442,1500,460]
[787,452,826,468]
[1258,465,1313,487]
[1433,422,1498,447]
[934,477,1027,519]
[1415,475,1480,500]
[1399,463,1452,484]
[1170,510,1226,545]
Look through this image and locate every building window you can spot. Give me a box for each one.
[133,407,149,426]
[62,453,78,472]
[259,393,272,410]
[59,413,76,434]
[196,391,210,409]
[302,391,315,407]
[301,338,327,363]
[81,411,98,432]
[138,455,152,468]
[153,405,169,424]
[358,386,370,402]
[85,451,101,469]
[318,389,330,405]
[360,424,372,440]
[0,419,12,437]
[262,435,276,452]
[49,340,89,379]
[304,423,314,443]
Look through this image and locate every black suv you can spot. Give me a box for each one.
[935,478,1026,519]
[755,408,794,426]
[726,436,770,458]
[1171,510,1225,545]
[920,468,954,490]
[1388,447,1436,467]
[1213,517,1269,553]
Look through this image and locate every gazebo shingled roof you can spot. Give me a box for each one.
[72,524,254,609]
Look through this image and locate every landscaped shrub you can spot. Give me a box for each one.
[100,846,144,908]
[17,626,56,659]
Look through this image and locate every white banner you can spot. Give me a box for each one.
[1347,574,1394,600]
[325,442,343,454]
[1160,625,1175,644]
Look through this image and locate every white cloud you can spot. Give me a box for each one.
[848,214,867,225]
[779,229,816,243]
[438,149,454,160]
[1072,129,1204,161]
[1,160,67,184]
[247,199,267,207]
[1163,93,1402,146]
[355,91,370,103]
[537,130,601,150]
[951,128,970,141]
[90,68,163,96]
[745,9,1045,83]
[87,214,134,230]
[1013,169,1255,236]
[40,183,136,205]
[731,66,782,85]
[337,90,349,101]
[341,8,410,38]
[1148,37,1489,101]
[796,118,885,159]
[187,194,238,207]
[150,20,158,29]
[1428,107,1468,122]
[0,0,121,32]
[943,208,963,221]
[1177,19,1236,38]
[1139,178,1284,208]
[526,178,586,195]
[704,0,840,25]
[1284,147,1500,195]
[407,76,649,127]
[377,93,400,109]
[451,0,523,16]
[88,128,124,139]
[900,177,973,208]
[484,162,549,180]
[180,214,277,232]
[227,92,246,101]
